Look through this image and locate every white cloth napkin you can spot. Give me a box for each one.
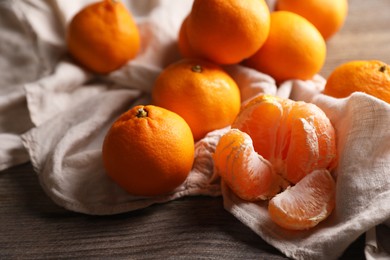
[1,1,389,259]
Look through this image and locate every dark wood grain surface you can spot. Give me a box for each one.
[1,0,389,259]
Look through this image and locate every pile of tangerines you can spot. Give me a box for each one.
[66,0,390,230]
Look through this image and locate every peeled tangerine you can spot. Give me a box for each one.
[213,94,337,230]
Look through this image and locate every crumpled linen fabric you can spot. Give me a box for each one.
[0,1,389,259]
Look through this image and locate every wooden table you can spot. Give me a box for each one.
[1,0,389,258]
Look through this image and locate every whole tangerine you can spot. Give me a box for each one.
[323,60,390,103]
[152,59,241,141]
[102,105,195,197]
[245,11,326,83]
[185,0,270,65]
[276,0,348,40]
[67,0,140,74]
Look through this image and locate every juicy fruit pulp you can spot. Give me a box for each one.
[268,169,336,230]
[213,95,337,230]
[232,95,336,184]
[213,129,288,201]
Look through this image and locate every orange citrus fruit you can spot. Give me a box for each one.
[213,94,336,196]
[213,94,337,229]
[152,59,241,141]
[185,0,270,65]
[245,11,326,83]
[102,105,194,197]
[67,0,141,74]
[232,94,337,184]
[276,0,348,40]
[323,60,390,103]
[268,169,336,230]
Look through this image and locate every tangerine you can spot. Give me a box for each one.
[276,0,348,40]
[67,0,140,74]
[152,59,241,141]
[102,105,194,196]
[232,94,337,184]
[323,60,390,103]
[185,0,270,65]
[245,11,326,83]
[213,94,337,229]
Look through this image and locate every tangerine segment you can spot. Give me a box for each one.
[213,129,287,201]
[283,102,337,184]
[268,169,336,230]
[233,95,284,161]
[232,94,336,184]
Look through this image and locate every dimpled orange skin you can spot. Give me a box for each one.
[186,0,270,65]
[152,59,241,141]
[245,11,326,83]
[323,60,390,103]
[67,0,140,74]
[102,105,195,197]
[276,0,348,40]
